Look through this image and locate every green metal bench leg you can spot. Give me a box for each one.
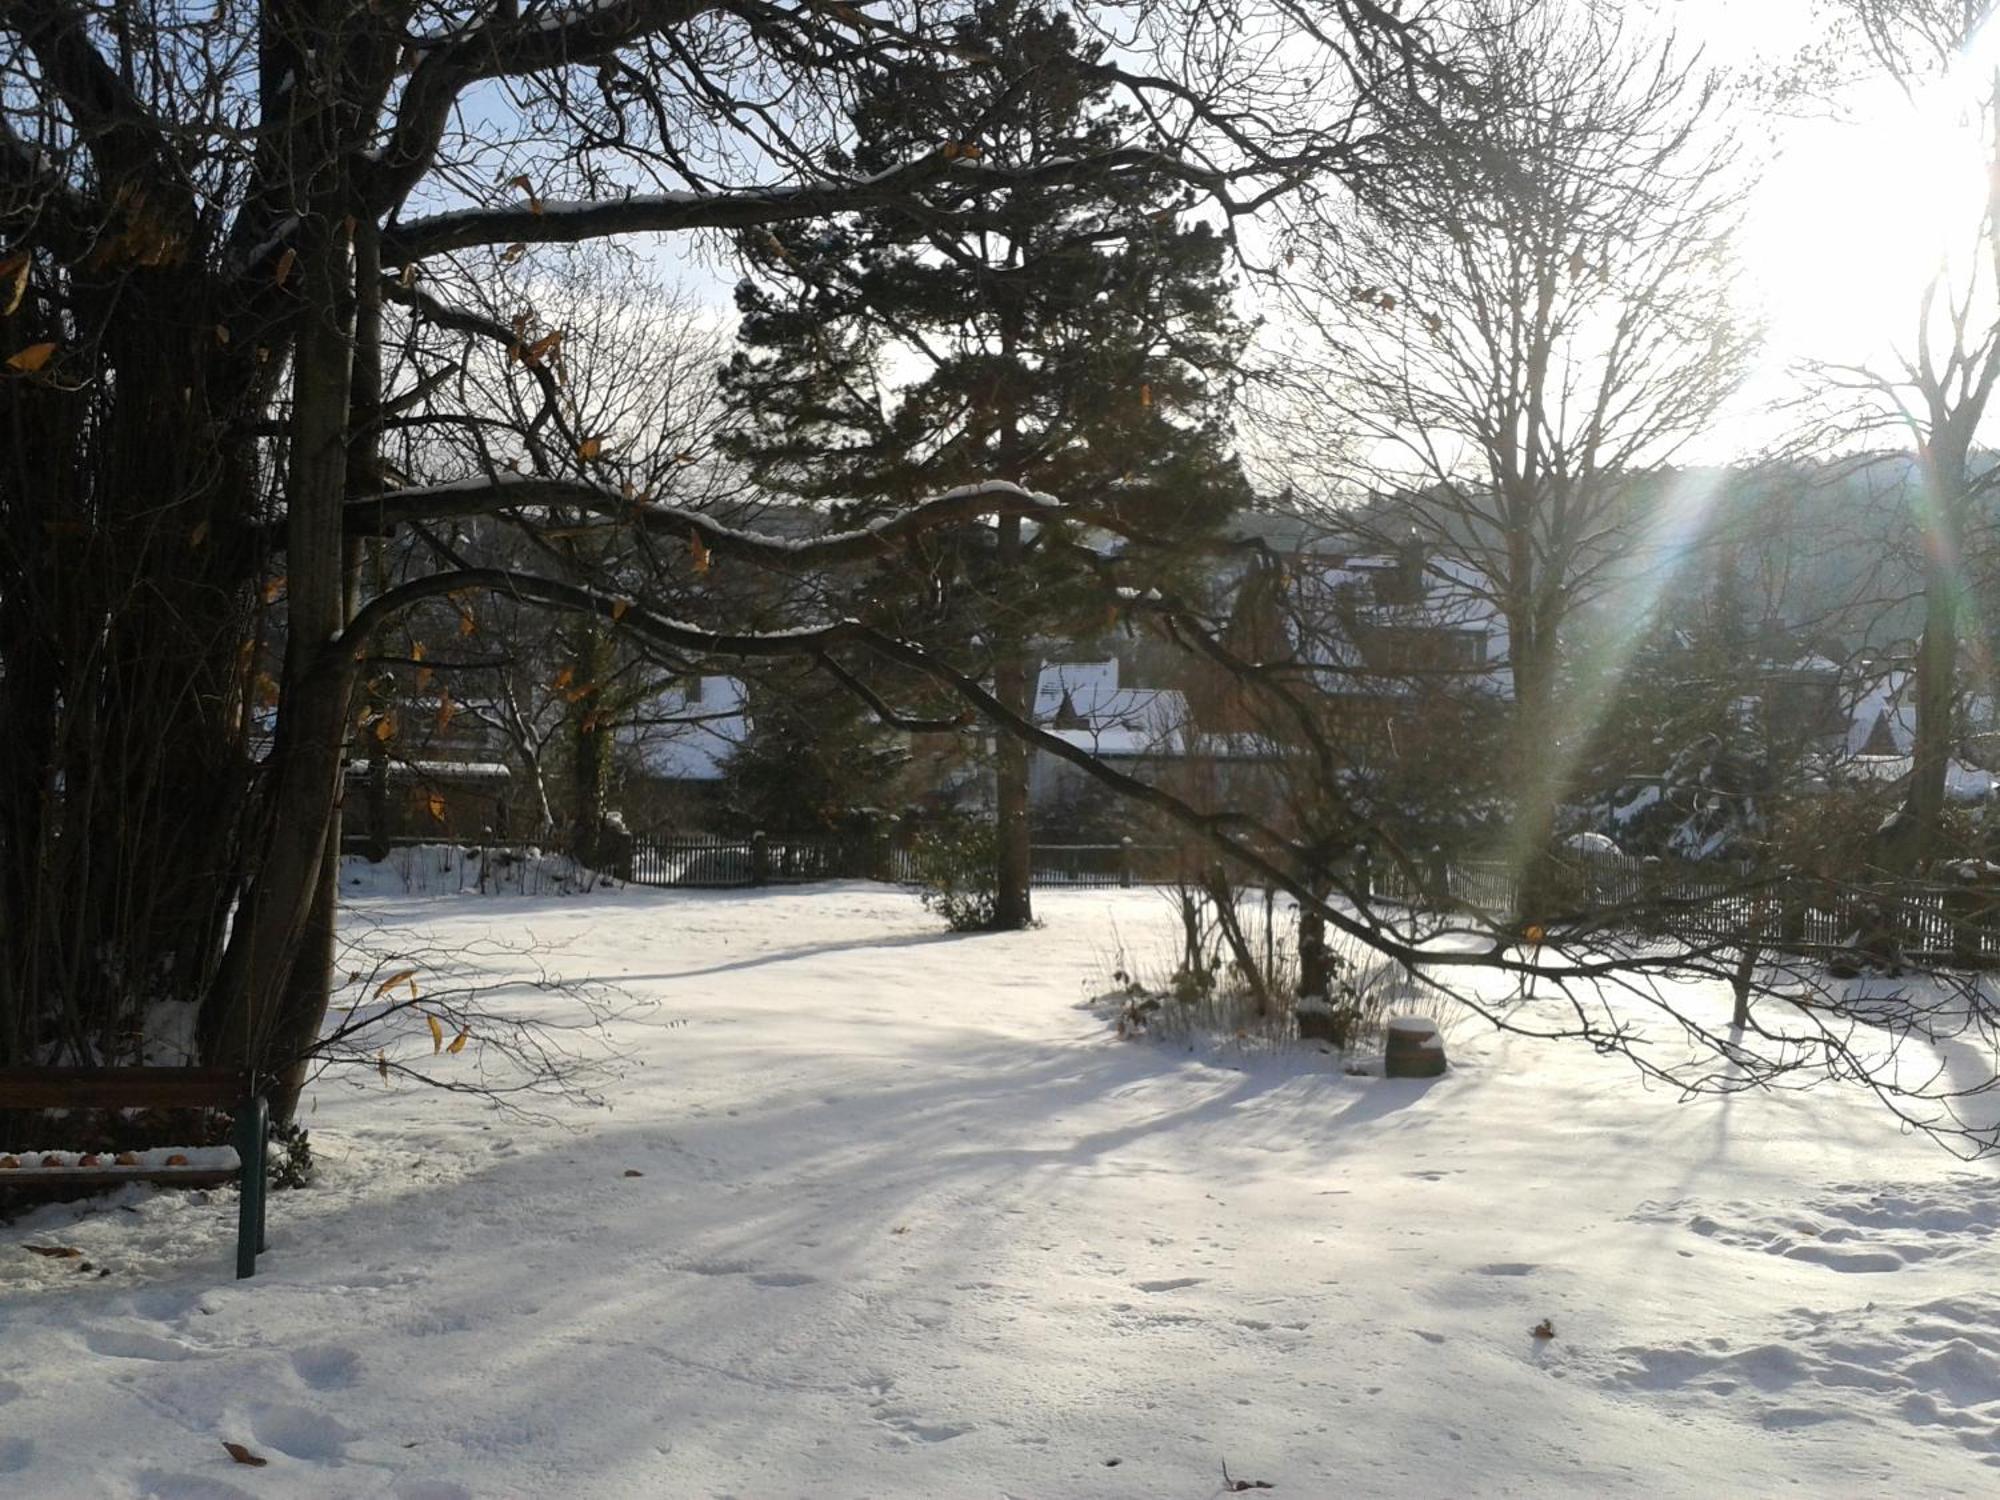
[255,1100,269,1253]
[234,1095,269,1279]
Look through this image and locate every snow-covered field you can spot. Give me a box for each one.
[7,883,2000,1498]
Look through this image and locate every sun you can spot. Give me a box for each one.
[1746,95,1987,370]
[1735,18,2000,379]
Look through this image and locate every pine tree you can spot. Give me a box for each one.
[722,672,911,837]
[721,0,1252,927]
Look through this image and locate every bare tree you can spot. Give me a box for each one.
[1265,0,1759,912]
[1807,0,2000,868]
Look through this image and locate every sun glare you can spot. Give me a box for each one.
[1745,40,2000,371]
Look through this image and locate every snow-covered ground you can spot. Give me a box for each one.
[6,883,2000,1497]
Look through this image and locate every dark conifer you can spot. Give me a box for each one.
[721,0,1252,925]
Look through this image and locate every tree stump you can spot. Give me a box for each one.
[1384,1017,1447,1078]
[1295,996,1346,1046]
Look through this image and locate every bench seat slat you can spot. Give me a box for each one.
[0,1067,246,1111]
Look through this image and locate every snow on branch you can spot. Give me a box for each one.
[345,473,1070,569]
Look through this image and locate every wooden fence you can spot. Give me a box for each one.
[1373,849,2000,968]
[346,832,2000,967]
[627,833,871,888]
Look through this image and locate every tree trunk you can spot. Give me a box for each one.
[1900,489,1963,871]
[202,196,358,1112]
[991,513,1034,929]
[1730,943,1756,1029]
[568,614,614,863]
[1508,620,1562,921]
[268,225,382,1119]
[1296,865,1334,1001]
[1883,422,1974,873]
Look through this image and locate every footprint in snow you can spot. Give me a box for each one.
[870,1401,971,1444]
[291,1344,361,1390]
[249,1401,357,1462]
[1133,1277,1204,1293]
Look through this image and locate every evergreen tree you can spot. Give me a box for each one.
[721,0,1252,926]
[722,673,911,837]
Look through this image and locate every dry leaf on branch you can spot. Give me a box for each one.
[0,253,28,316]
[374,968,418,1000]
[6,341,55,373]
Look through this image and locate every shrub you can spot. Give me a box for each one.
[268,1122,315,1190]
[911,819,1000,932]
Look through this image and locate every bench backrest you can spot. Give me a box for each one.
[0,1067,249,1112]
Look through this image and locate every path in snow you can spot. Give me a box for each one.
[3,884,2000,1497]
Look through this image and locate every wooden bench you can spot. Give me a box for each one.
[0,1067,271,1279]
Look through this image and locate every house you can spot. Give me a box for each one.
[342,696,523,844]
[1845,667,1916,760]
[617,675,752,830]
[341,758,516,844]
[1033,660,1189,757]
[1831,664,1997,804]
[1026,659,1284,832]
[1027,659,1190,831]
[1303,549,1512,700]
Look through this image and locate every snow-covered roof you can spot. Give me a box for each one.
[624,676,750,782]
[1844,670,1915,758]
[342,759,512,782]
[1034,660,1119,720]
[1033,660,1188,757]
[1272,549,1513,701]
[1841,754,1994,801]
